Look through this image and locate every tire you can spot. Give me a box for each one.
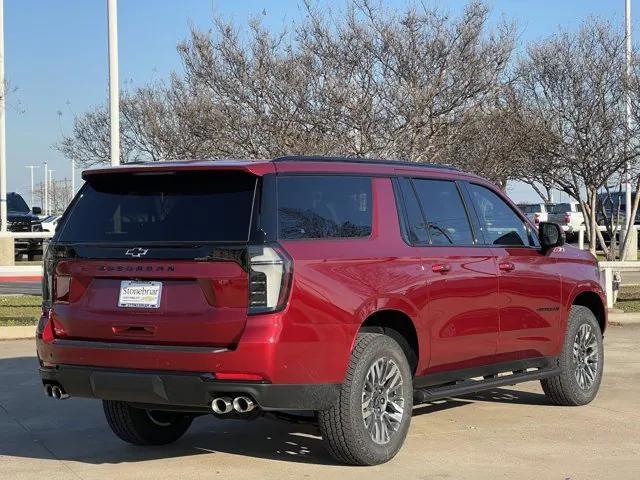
[103,400,193,446]
[541,305,604,406]
[318,333,413,465]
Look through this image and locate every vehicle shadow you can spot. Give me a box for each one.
[0,354,550,467]
[0,355,336,466]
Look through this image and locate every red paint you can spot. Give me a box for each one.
[0,276,42,282]
[37,159,606,389]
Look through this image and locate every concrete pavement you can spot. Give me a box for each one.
[1,326,640,480]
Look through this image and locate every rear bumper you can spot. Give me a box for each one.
[39,364,339,411]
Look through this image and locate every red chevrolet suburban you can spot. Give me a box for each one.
[36,156,606,465]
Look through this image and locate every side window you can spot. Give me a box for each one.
[397,179,429,244]
[468,184,531,247]
[412,179,474,246]
[277,175,372,240]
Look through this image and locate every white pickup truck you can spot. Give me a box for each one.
[547,202,584,239]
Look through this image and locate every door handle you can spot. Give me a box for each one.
[432,263,451,273]
[498,261,515,272]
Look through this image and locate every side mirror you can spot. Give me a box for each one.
[32,206,42,215]
[539,222,565,252]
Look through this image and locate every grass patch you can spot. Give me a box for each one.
[0,295,41,326]
[615,285,640,313]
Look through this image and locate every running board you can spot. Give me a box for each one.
[413,367,561,405]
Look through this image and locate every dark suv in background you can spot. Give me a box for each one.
[37,157,606,465]
[6,192,42,259]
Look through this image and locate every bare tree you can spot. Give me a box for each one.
[33,179,73,215]
[58,1,514,168]
[511,19,640,255]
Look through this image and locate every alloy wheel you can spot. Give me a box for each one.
[361,357,405,445]
[572,323,599,390]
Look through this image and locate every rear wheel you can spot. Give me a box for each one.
[318,333,413,465]
[541,305,603,406]
[103,400,193,445]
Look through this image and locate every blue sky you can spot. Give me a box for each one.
[3,0,628,203]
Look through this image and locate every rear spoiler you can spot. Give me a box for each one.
[82,159,275,180]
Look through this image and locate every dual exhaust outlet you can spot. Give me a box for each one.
[44,383,69,400]
[211,395,255,414]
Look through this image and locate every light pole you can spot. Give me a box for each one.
[0,0,7,233]
[108,0,120,166]
[70,158,75,202]
[48,169,55,214]
[43,162,48,215]
[625,0,633,248]
[24,165,40,208]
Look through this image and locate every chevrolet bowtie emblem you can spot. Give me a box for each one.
[125,247,149,258]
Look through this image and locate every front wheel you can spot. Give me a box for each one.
[103,400,193,445]
[541,305,604,406]
[318,333,413,465]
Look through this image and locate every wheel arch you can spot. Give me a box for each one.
[571,290,606,333]
[357,309,420,375]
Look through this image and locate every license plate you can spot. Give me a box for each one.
[118,281,162,309]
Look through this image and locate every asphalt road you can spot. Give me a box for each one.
[1,326,639,480]
[0,282,41,295]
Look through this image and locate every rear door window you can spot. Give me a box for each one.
[278,176,372,240]
[396,179,429,245]
[411,179,474,246]
[58,171,258,243]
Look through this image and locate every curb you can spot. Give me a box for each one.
[0,266,43,283]
[0,325,36,340]
[608,313,640,326]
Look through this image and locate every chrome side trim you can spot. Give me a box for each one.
[53,339,230,353]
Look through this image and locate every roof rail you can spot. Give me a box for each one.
[272,155,459,171]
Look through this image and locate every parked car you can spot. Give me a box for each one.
[547,202,584,240]
[40,214,61,233]
[37,157,606,465]
[5,192,43,260]
[516,202,551,226]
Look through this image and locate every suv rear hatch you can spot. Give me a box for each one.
[45,168,269,347]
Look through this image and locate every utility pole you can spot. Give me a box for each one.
[624,0,633,245]
[108,0,120,166]
[43,162,48,215]
[48,169,55,214]
[0,0,7,233]
[70,158,75,202]
[24,165,40,208]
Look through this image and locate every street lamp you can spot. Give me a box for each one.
[24,165,40,208]
[108,0,120,166]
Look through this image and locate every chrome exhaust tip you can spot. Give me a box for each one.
[211,397,233,414]
[51,385,69,400]
[232,396,255,413]
[44,384,53,397]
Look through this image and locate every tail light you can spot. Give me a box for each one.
[534,213,540,224]
[38,246,68,341]
[247,244,293,314]
[564,213,571,224]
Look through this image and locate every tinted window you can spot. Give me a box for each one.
[8,193,29,213]
[58,171,257,243]
[469,184,530,246]
[278,176,371,240]
[412,179,474,246]
[397,179,429,244]
[548,203,571,214]
[518,204,540,214]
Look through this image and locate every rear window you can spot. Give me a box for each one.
[278,175,372,240]
[517,204,540,214]
[58,171,257,243]
[548,203,572,214]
